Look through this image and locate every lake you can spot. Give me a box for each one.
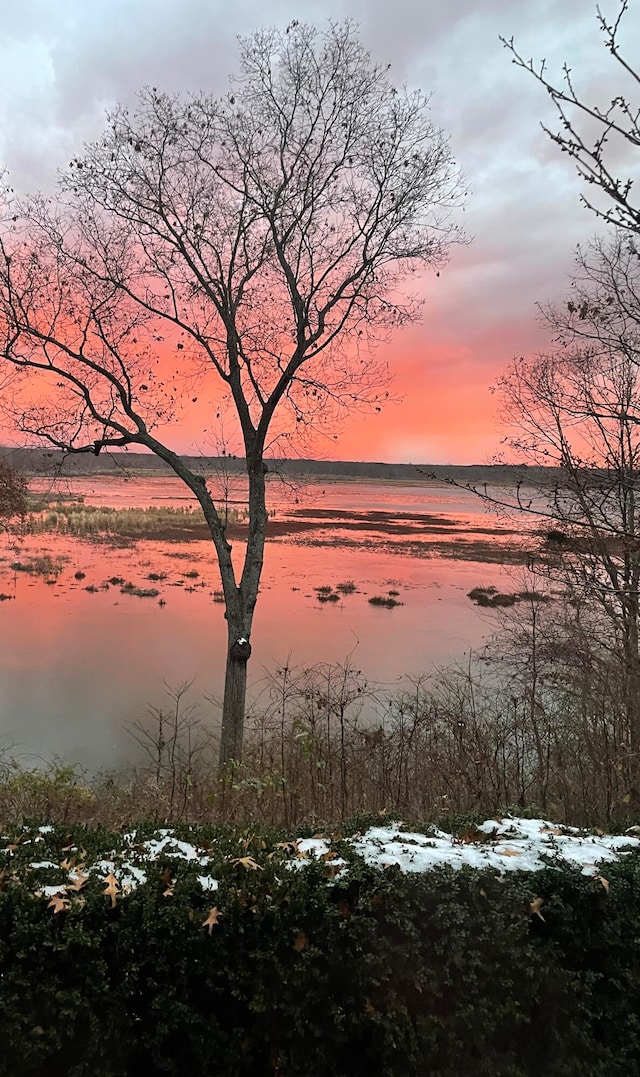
[0,476,531,770]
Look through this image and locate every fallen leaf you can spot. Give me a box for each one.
[202,907,223,934]
[275,841,298,854]
[230,856,262,871]
[364,997,376,1013]
[595,875,610,893]
[102,872,121,909]
[498,847,522,857]
[161,867,174,896]
[529,897,545,921]
[47,893,71,914]
[293,930,308,952]
[68,869,89,892]
[60,857,75,871]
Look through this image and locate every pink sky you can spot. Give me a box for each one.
[0,0,637,464]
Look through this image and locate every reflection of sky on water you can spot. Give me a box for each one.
[30,475,504,518]
[0,479,523,770]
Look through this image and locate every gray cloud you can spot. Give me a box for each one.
[0,0,637,460]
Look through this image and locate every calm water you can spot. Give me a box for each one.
[0,477,521,770]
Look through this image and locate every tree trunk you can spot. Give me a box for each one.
[220,639,250,766]
[217,457,267,770]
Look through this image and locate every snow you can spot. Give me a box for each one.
[197,876,219,891]
[7,817,640,900]
[349,818,640,874]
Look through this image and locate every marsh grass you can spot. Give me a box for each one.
[120,583,160,598]
[468,586,553,608]
[368,595,403,608]
[10,555,67,577]
[20,503,241,540]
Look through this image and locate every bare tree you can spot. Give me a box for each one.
[491,234,640,787]
[502,0,639,235]
[0,21,464,767]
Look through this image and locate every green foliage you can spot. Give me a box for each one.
[1,824,640,1075]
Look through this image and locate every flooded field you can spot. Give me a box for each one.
[0,476,535,770]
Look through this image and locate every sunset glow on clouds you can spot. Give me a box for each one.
[0,0,638,463]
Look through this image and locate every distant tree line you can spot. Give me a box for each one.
[0,445,561,487]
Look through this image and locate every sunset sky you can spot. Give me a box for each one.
[0,0,638,464]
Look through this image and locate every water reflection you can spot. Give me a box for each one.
[0,479,522,770]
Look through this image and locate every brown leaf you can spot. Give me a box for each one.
[102,872,121,909]
[161,867,175,896]
[275,841,298,854]
[47,893,71,914]
[595,875,610,893]
[230,856,262,871]
[498,847,522,857]
[292,930,308,952]
[68,869,89,892]
[60,857,75,871]
[529,897,545,921]
[202,907,223,934]
[364,997,376,1013]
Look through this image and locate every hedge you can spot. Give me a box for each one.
[1,825,640,1075]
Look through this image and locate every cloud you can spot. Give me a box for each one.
[0,0,637,461]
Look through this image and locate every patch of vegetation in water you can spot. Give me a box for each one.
[21,503,234,541]
[467,586,552,608]
[336,580,357,593]
[120,583,160,598]
[10,555,67,577]
[368,595,403,608]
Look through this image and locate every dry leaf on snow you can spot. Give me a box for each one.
[47,894,71,914]
[68,870,89,892]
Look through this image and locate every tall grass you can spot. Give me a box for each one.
[21,503,246,539]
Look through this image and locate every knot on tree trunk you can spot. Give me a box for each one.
[230,637,252,662]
